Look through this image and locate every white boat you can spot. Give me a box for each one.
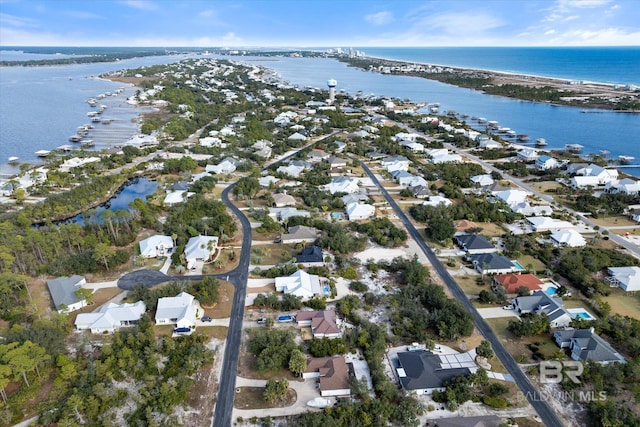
[619,155,635,164]
[101,118,113,124]
[57,144,73,152]
[80,139,95,147]
[87,111,99,117]
[69,134,83,142]
[477,117,487,123]
[35,150,51,157]
[506,130,517,137]
[8,156,19,164]
[535,138,547,147]
[498,127,511,133]
[565,144,584,154]
[91,116,101,123]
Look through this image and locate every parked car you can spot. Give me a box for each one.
[201,316,213,322]
[502,305,514,310]
[174,327,191,333]
[256,318,267,324]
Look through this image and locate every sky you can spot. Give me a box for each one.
[1,0,639,47]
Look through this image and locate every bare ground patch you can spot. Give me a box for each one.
[204,281,235,319]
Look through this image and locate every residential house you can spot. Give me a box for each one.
[394,132,421,142]
[273,193,297,207]
[422,195,452,207]
[409,185,431,199]
[341,192,369,205]
[258,175,279,187]
[455,234,496,254]
[527,216,575,232]
[296,310,341,339]
[468,253,517,275]
[184,235,218,269]
[470,174,494,187]
[397,174,428,188]
[426,148,462,164]
[477,137,502,149]
[550,229,587,247]
[163,190,194,206]
[396,350,473,395]
[139,235,174,258]
[346,202,375,221]
[288,132,307,141]
[199,136,225,148]
[281,225,320,244]
[517,148,539,162]
[554,328,625,365]
[206,157,241,174]
[493,189,530,207]
[303,356,351,397]
[513,290,573,328]
[366,151,387,160]
[307,149,330,163]
[324,176,360,194]
[293,246,325,267]
[333,141,347,152]
[536,155,560,170]
[269,207,310,222]
[605,178,640,195]
[75,301,146,334]
[328,156,348,168]
[275,270,327,299]
[399,140,425,153]
[380,155,410,172]
[47,275,88,313]
[155,292,198,329]
[277,160,311,178]
[493,273,544,294]
[606,266,640,292]
[511,201,554,217]
[570,164,619,188]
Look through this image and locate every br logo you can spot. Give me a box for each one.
[539,361,583,384]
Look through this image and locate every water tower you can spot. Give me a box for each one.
[327,79,337,103]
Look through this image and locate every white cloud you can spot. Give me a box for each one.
[416,12,504,35]
[121,0,157,11]
[199,9,215,18]
[0,12,37,28]
[364,11,393,26]
[545,29,556,35]
[558,0,613,8]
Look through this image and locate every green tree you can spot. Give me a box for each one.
[476,340,494,359]
[288,349,307,377]
[263,378,289,403]
[93,242,115,271]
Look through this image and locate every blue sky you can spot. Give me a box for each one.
[1,0,639,47]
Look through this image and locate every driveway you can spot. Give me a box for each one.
[477,307,519,319]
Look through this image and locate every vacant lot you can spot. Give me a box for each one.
[455,275,485,296]
[485,318,559,363]
[590,216,637,227]
[234,387,296,409]
[530,181,562,193]
[603,290,640,320]
[205,281,235,319]
[516,254,547,273]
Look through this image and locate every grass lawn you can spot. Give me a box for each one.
[204,281,235,319]
[251,244,294,265]
[516,254,547,273]
[530,181,562,193]
[233,387,296,410]
[198,326,228,340]
[474,222,507,237]
[485,318,559,363]
[454,275,486,296]
[603,290,640,320]
[590,216,637,227]
[251,230,279,242]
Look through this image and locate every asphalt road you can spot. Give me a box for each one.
[211,182,252,427]
[358,160,565,427]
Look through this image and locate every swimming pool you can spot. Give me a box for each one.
[545,287,558,295]
[512,260,525,270]
[567,308,596,321]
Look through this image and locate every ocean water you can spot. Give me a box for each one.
[0,53,193,176]
[359,47,640,86]
[1,48,639,177]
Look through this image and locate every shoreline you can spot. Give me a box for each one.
[362,54,628,88]
[340,55,640,112]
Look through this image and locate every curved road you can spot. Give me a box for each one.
[358,160,565,427]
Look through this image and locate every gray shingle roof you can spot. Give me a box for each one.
[46,275,85,310]
[397,350,470,390]
[455,234,494,251]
